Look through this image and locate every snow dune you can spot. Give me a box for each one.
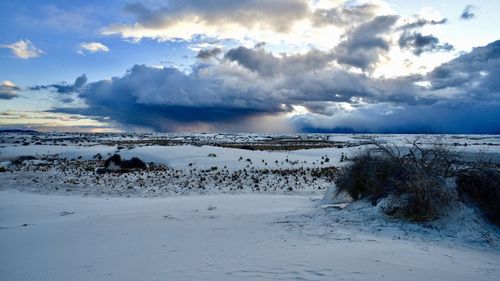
[1,190,498,281]
[0,144,356,170]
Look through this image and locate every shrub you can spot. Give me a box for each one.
[103,154,147,171]
[12,155,37,165]
[0,166,7,172]
[335,139,456,221]
[121,157,147,170]
[238,145,255,151]
[104,154,122,168]
[456,168,500,226]
[335,153,399,201]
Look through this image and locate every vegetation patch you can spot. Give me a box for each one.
[12,155,37,165]
[457,168,500,226]
[100,154,147,173]
[335,139,457,221]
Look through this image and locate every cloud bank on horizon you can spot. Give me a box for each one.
[1,0,499,133]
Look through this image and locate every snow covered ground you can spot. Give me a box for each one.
[1,132,500,280]
[1,190,499,281]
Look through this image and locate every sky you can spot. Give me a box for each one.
[0,0,499,133]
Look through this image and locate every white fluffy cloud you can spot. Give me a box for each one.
[0,39,44,59]
[78,42,109,54]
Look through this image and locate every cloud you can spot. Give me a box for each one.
[47,39,500,133]
[0,39,44,59]
[296,40,500,133]
[428,40,500,96]
[334,15,399,70]
[196,48,222,59]
[79,42,109,54]
[0,110,117,133]
[312,3,379,27]
[100,0,398,50]
[399,17,447,30]
[224,46,334,77]
[45,51,410,130]
[293,102,500,134]
[48,59,369,131]
[49,64,288,131]
[102,0,310,42]
[121,0,309,32]
[30,74,87,94]
[398,32,454,55]
[0,80,21,100]
[460,5,476,20]
[392,14,453,57]
[98,0,457,73]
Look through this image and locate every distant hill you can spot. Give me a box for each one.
[0,129,38,134]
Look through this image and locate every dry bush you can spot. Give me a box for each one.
[101,154,147,172]
[12,155,37,165]
[335,153,398,201]
[456,168,500,226]
[335,138,456,221]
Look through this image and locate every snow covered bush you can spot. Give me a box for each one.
[335,139,457,221]
[457,168,500,226]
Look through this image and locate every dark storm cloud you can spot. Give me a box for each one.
[51,104,268,132]
[30,74,87,94]
[334,15,399,70]
[293,102,500,134]
[398,32,454,55]
[428,40,500,95]
[196,48,222,59]
[294,40,500,133]
[47,59,410,131]
[49,40,500,133]
[48,64,287,131]
[460,5,476,20]
[47,52,424,131]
